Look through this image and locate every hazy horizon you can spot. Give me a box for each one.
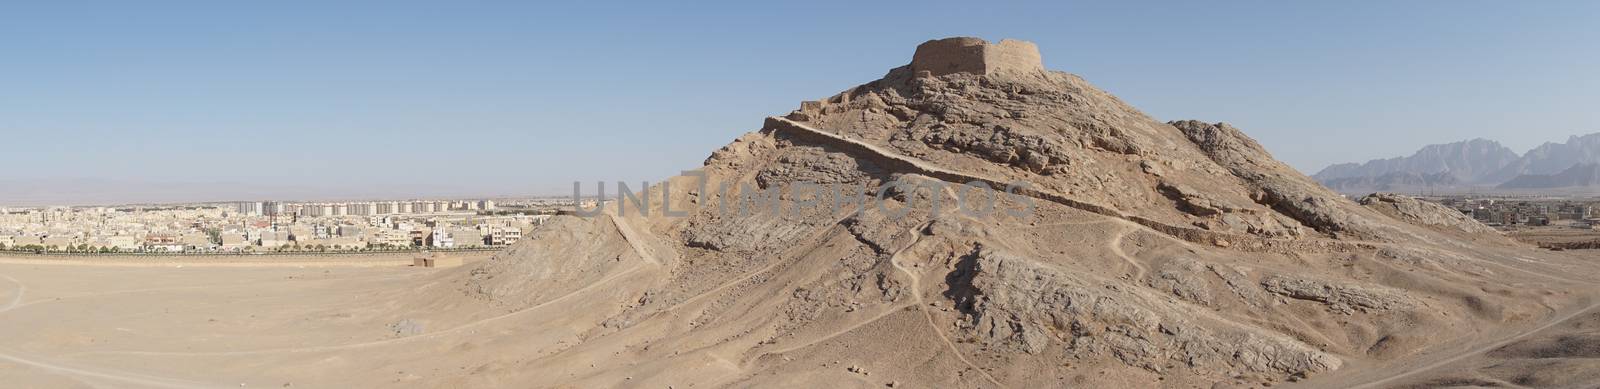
[4,1,1597,205]
[0,177,570,207]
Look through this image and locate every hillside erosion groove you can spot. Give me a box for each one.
[765,116,1374,254]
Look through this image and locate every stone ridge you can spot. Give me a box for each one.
[764,116,1374,254]
[910,37,1043,77]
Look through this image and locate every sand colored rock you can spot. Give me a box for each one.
[1359,192,1499,235]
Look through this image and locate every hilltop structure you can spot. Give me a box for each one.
[909,37,1044,77]
[437,37,1585,388]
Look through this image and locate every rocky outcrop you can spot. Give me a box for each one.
[959,247,1341,376]
[1358,193,1498,235]
[1171,120,1387,240]
[1261,275,1413,314]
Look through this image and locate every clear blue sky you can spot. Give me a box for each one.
[2,1,1597,204]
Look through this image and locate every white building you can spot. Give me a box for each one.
[428,229,454,248]
[485,226,521,246]
[236,202,263,216]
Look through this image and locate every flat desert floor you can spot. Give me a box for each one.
[0,253,500,388]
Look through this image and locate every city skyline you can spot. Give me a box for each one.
[0,196,562,254]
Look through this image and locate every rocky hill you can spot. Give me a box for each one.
[431,37,1598,388]
[1357,192,1497,235]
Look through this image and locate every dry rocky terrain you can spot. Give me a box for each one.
[3,37,1600,388]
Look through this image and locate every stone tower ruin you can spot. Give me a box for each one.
[910,37,1043,77]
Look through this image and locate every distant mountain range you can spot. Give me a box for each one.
[1313,133,1600,193]
[1498,163,1600,189]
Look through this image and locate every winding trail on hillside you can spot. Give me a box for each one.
[665,214,861,316]
[1337,301,1600,389]
[608,213,662,266]
[1106,225,1148,281]
[755,304,913,357]
[765,117,1368,254]
[886,223,1008,389]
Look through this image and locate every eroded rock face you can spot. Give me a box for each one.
[1359,192,1498,235]
[958,247,1342,376]
[1261,275,1413,314]
[1171,120,1390,241]
[777,42,1424,246]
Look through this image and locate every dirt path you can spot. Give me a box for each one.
[0,270,220,388]
[608,213,662,266]
[1106,225,1148,281]
[886,223,1008,389]
[0,273,23,313]
[1338,301,1600,389]
[0,348,218,389]
[756,303,913,356]
[659,214,861,317]
[766,117,1367,253]
[77,264,648,357]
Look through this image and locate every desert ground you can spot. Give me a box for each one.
[2,215,1599,388]
[0,253,501,388]
[1507,224,1600,250]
